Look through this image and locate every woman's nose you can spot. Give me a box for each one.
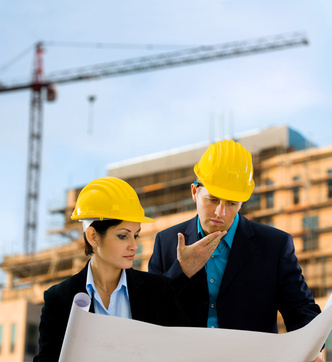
[129,237,138,251]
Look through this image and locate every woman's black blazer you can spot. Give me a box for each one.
[34,262,188,362]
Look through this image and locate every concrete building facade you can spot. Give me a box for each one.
[1,125,332,360]
[0,299,41,362]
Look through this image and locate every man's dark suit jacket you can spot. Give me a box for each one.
[148,213,321,332]
[34,262,188,362]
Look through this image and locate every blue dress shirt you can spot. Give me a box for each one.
[198,213,239,328]
[86,261,132,318]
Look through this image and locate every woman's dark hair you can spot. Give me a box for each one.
[83,219,123,256]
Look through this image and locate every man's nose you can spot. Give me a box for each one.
[215,201,226,217]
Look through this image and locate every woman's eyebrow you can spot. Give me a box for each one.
[119,228,141,233]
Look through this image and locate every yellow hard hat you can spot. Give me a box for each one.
[194,140,255,202]
[71,177,154,223]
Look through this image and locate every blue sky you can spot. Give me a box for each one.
[1,0,332,256]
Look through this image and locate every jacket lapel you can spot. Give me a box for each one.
[126,268,146,320]
[184,215,199,245]
[184,215,208,282]
[219,214,257,294]
[72,260,95,313]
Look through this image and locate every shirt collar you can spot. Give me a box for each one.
[86,260,130,300]
[197,213,239,250]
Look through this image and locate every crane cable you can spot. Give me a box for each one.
[0,44,35,73]
[44,40,193,51]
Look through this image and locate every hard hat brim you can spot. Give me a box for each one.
[201,180,255,203]
[71,214,155,223]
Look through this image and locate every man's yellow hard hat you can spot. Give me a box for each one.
[194,140,255,202]
[71,177,155,223]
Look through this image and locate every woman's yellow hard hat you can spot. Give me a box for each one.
[194,140,255,202]
[71,177,155,223]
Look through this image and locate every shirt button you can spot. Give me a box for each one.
[211,255,214,258]
[210,279,214,283]
[211,326,215,329]
[211,304,215,309]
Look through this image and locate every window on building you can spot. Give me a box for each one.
[302,216,319,251]
[136,244,143,255]
[241,194,261,213]
[260,217,274,227]
[308,286,324,299]
[328,169,332,199]
[132,259,142,270]
[328,180,332,199]
[265,179,274,186]
[0,325,3,354]
[26,324,38,356]
[10,323,16,354]
[266,192,274,209]
[293,186,300,205]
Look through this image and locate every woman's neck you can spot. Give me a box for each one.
[90,257,122,295]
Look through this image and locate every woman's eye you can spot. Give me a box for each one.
[134,234,140,240]
[117,234,126,240]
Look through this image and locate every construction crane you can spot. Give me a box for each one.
[0,32,308,254]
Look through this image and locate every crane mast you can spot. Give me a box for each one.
[25,43,44,254]
[0,32,309,254]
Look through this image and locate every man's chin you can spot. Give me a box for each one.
[205,224,226,235]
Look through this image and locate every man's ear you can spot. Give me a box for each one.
[85,227,99,247]
[191,183,198,202]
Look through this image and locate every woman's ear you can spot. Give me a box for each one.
[85,227,99,247]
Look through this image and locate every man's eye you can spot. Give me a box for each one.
[209,198,218,202]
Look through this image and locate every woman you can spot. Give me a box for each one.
[34,177,188,362]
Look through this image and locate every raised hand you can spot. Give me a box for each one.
[177,230,226,278]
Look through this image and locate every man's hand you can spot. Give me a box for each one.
[177,231,226,278]
[311,352,324,362]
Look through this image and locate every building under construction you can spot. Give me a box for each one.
[1,125,332,361]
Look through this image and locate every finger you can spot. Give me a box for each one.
[177,233,185,251]
[311,352,324,362]
[203,231,223,246]
[220,230,227,238]
[204,231,228,254]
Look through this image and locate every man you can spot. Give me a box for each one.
[148,140,324,361]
